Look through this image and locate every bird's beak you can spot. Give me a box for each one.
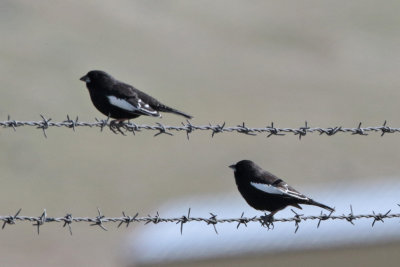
[80,75,90,83]
[229,164,236,171]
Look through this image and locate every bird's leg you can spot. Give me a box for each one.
[109,119,127,135]
[260,211,277,229]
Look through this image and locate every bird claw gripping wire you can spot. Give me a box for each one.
[109,120,127,135]
[260,213,275,230]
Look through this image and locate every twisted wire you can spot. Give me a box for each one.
[0,115,398,138]
[1,205,398,235]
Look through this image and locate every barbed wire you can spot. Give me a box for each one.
[0,115,399,138]
[1,205,399,235]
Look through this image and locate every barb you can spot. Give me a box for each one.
[1,206,399,235]
[1,116,400,138]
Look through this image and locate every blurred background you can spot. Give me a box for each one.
[1,0,400,266]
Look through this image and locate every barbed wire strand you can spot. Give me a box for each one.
[0,115,399,138]
[1,205,399,235]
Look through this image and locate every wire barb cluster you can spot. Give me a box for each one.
[1,206,399,235]
[1,115,399,138]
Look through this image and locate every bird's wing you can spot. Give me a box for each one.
[107,95,160,117]
[250,180,309,200]
[112,82,162,106]
[107,82,161,116]
[110,82,140,98]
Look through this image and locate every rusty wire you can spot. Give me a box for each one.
[0,115,399,138]
[1,205,399,235]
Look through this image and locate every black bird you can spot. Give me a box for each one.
[80,70,193,121]
[229,160,334,219]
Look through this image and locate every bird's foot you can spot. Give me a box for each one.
[109,120,127,135]
[260,213,275,229]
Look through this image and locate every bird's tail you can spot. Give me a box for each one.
[306,199,334,212]
[158,105,193,119]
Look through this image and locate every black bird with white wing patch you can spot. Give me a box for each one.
[80,70,193,121]
[229,160,334,219]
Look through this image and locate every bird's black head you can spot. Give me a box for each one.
[80,70,115,86]
[229,160,263,177]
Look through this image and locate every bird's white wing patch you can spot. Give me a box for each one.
[250,182,308,200]
[250,182,284,195]
[107,95,160,116]
[108,96,137,111]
